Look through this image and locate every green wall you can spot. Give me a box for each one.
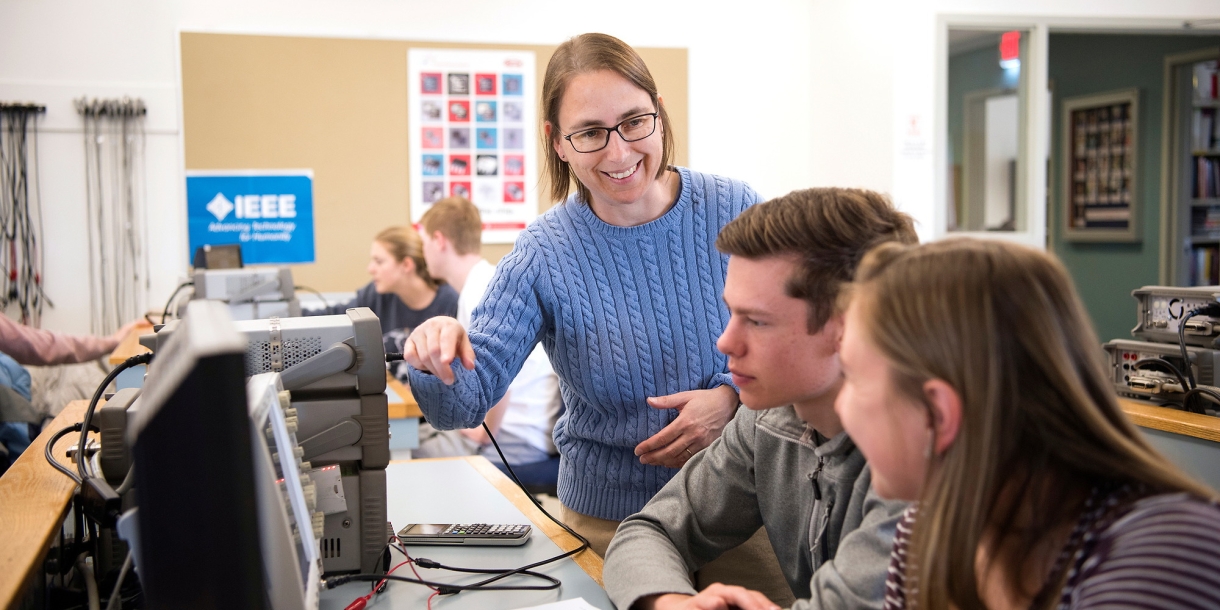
[1049,34,1217,343]
[948,37,1021,168]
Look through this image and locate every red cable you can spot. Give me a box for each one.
[344,558,413,610]
[427,591,440,610]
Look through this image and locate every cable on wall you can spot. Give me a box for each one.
[0,102,50,326]
[75,97,150,335]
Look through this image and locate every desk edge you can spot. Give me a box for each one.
[1120,398,1220,443]
[0,400,90,605]
[457,456,604,587]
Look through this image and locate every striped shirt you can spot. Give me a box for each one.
[884,485,1220,609]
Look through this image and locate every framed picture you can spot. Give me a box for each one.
[1062,88,1140,242]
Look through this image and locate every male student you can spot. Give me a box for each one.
[415,197,561,466]
[604,188,916,610]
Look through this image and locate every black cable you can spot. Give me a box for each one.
[1131,358,1190,393]
[1178,310,1199,390]
[76,352,153,480]
[157,282,192,324]
[1174,305,1220,390]
[325,420,590,601]
[463,421,590,588]
[407,554,561,585]
[293,285,331,310]
[386,352,404,363]
[44,423,86,485]
[325,570,559,593]
[0,104,47,326]
[1184,386,1220,415]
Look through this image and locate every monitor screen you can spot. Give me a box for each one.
[130,300,266,609]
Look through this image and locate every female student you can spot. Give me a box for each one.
[836,238,1220,609]
[402,33,778,584]
[309,226,457,374]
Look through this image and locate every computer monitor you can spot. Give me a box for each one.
[129,300,264,608]
[129,300,320,610]
[193,243,244,269]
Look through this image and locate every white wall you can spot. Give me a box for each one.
[2,0,1219,335]
[983,93,1018,229]
[0,0,816,335]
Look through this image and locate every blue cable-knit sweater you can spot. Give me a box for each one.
[408,167,761,520]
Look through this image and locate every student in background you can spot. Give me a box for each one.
[838,238,1220,610]
[415,196,561,466]
[0,316,138,367]
[605,188,912,610]
[0,316,140,473]
[307,226,457,375]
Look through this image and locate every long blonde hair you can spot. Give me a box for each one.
[852,238,1214,609]
[374,226,439,289]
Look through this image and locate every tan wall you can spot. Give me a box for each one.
[181,32,688,291]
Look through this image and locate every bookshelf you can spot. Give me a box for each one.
[1167,50,1220,287]
[1187,58,1220,285]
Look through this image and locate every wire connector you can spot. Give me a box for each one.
[79,476,121,526]
[324,575,353,590]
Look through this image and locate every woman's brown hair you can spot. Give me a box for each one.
[540,32,674,205]
[851,238,1214,609]
[375,226,439,289]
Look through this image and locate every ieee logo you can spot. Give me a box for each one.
[205,193,297,221]
[206,193,235,221]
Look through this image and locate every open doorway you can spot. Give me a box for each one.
[947,29,1029,233]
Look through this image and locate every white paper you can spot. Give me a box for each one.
[511,598,599,610]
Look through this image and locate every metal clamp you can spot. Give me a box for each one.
[269,316,283,372]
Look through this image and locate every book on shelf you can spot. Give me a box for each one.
[1192,205,1220,236]
[1195,60,1219,103]
[1193,107,1216,152]
[1194,244,1220,286]
[1197,157,1220,199]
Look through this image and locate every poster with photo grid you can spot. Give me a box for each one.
[408,49,538,244]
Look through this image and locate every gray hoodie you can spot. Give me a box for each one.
[604,405,906,610]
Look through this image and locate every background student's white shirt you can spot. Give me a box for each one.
[461,259,560,454]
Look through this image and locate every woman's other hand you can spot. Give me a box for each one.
[402,316,475,385]
[634,385,739,468]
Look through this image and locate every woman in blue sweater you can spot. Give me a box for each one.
[404,33,763,558]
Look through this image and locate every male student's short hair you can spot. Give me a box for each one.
[716,188,917,332]
[420,196,482,255]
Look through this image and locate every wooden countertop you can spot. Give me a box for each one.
[386,374,422,419]
[0,400,89,603]
[1119,398,1220,443]
[108,320,153,364]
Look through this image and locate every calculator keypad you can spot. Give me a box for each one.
[443,524,529,537]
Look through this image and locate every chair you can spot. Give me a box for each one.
[494,453,560,497]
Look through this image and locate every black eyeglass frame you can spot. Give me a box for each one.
[561,112,660,153]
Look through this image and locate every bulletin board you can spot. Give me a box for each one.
[180,32,689,292]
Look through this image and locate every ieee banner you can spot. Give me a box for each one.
[186,170,316,264]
